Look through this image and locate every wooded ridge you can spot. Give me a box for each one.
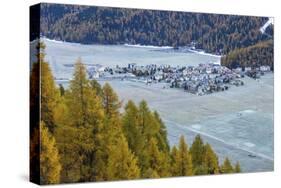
[37,3,273,55]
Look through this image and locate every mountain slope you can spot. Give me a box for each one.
[221,40,273,69]
[34,3,273,55]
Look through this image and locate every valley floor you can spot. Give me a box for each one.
[97,73,274,173]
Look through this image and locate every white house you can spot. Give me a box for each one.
[260,65,271,72]
[245,67,252,72]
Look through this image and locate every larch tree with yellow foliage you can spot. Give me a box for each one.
[101,83,141,180]
[56,58,106,182]
[171,136,193,176]
[143,138,170,178]
[122,100,144,158]
[107,134,140,180]
[234,162,241,173]
[190,135,206,175]
[220,157,234,174]
[102,83,123,148]
[30,41,60,183]
[40,122,61,184]
[39,42,60,133]
[203,143,219,174]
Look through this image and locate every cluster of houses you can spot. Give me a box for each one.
[85,63,246,95]
[232,65,271,79]
[148,63,245,95]
[64,62,271,96]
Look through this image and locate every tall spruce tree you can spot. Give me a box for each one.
[40,122,61,184]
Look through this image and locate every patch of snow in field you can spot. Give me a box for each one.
[241,109,256,114]
[191,124,202,130]
[244,142,256,147]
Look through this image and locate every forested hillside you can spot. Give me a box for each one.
[221,40,273,69]
[36,3,272,54]
[30,41,241,184]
